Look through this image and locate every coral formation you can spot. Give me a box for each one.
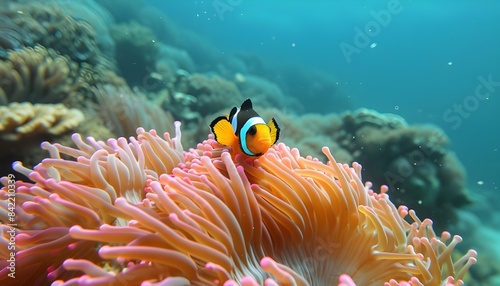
[338,109,471,230]
[0,42,125,174]
[157,44,196,73]
[0,45,81,106]
[0,102,84,140]
[0,125,476,285]
[177,73,244,117]
[110,21,159,88]
[148,71,246,136]
[2,1,103,65]
[0,14,31,59]
[236,74,302,112]
[452,208,500,285]
[0,44,126,109]
[98,0,146,23]
[49,0,115,59]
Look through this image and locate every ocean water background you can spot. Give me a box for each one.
[151,0,500,196]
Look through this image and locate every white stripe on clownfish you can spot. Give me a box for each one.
[231,108,240,133]
[239,116,266,156]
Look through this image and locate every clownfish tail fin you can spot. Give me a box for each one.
[268,117,280,144]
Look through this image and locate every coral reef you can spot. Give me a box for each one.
[110,21,159,88]
[0,101,85,175]
[176,73,244,117]
[2,1,104,66]
[49,0,115,59]
[0,44,128,109]
[0,14,31,59]
[146,71,246,140]
[236,74,302,112]
[0,45,82,105]
[0,15,165,176]
[98,0,146,23]
[0,36,140,174]
[0,126,476,285]
[0,102,84,141]
[103,1,221,71]
[451,208,500,285]
[338,109,471,230]
[157,44,196,73]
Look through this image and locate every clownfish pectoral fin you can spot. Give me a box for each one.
[268,117,280,145]
[210,116,237,146]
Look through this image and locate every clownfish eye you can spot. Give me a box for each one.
[248,125,257,135]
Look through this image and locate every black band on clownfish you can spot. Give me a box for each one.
[210,98,280,157]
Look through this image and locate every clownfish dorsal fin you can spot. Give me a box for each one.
[268,117,280,145]
[210,116,237,146]
[240,98,253,110]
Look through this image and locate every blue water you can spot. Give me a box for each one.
[150,0,500,191]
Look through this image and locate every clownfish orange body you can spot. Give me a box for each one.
[210,99,280,158]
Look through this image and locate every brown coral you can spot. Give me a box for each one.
[2,1,102,65]
[0,14,31,59]
[110,21,159,88]
[177,73,244,117]
[0,102,84,140]
[337,109,471,230]
[0,45,82,105]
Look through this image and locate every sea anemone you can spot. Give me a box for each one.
[0,123,476,285]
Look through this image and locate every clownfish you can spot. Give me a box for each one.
[210,99,280,157]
